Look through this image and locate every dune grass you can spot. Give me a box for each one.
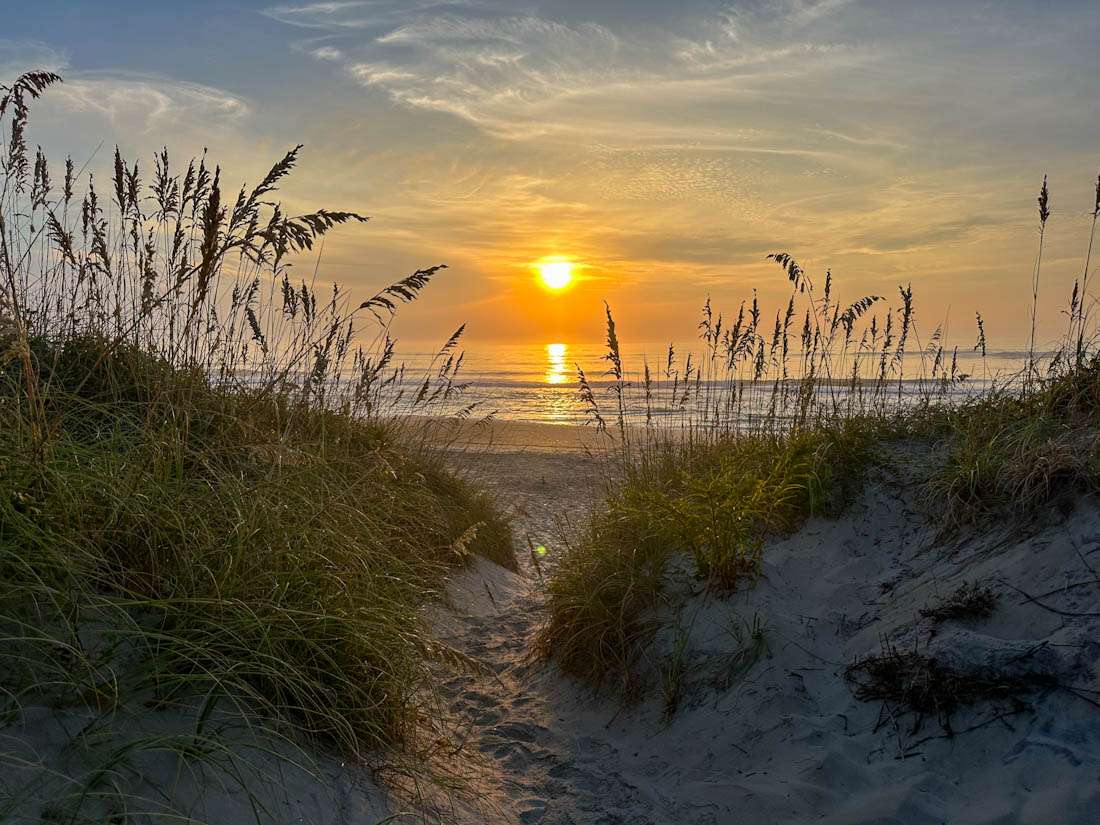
[1,71,511,822]
[540,172,1100,695]
[1,349,511,743]
[538,421,880,690]
[923,356,1100,527]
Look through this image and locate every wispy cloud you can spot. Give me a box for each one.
[2,39,250,143]
[0,39,69,79]
[311,45,344,60]
[263,2,376,30]
[260,0,895,149]
[51,73,249,133]
[263,1,496,30]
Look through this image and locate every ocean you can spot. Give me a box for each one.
[381,341,1033,428]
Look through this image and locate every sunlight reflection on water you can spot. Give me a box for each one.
[382,343,1029,426]
[545,342,569,385]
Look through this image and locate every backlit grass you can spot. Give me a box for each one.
[1,71,511,822]
[541,170,1100,694]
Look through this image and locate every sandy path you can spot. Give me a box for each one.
[16,418,1096,824]
[9,436,1095,823]
[435,446,694,824]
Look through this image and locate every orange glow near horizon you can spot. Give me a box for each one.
[537,260,574,290]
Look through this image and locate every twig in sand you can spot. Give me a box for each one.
[1072,542,1100,584]
[902,707,1028,752]
[999,579,1100,617]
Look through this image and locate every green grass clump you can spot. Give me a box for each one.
[924,357,1100,526]
[618,425,873,587]
[1,344,511,751]
[539,423,874,689]
[537,510,667,691]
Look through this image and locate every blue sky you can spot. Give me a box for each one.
[4,1,1100,345]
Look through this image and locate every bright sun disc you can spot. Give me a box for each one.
[538,261,573,290]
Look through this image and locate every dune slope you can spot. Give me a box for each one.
[437,448,1100,824]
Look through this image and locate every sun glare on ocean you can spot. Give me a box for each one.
[537,261,573,290]
[546,342,568,383]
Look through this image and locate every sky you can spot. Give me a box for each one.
[4,0,1100,349]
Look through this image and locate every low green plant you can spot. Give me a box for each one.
[620,426,873,588]
[710,611,772,694]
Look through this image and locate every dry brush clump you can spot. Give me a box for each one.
[920,581,998,629]
[1,71,511,822]
[844,640,1058,742]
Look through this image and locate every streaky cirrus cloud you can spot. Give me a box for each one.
[51,73,249,133]
[2,39,249,139]
[266,1,882,144]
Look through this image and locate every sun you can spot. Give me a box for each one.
[537,261,573,290]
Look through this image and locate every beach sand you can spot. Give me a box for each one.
[418,416,612,453]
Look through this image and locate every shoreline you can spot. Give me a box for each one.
[414,416,614,453]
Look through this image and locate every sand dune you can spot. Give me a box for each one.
[430,447,1100,824]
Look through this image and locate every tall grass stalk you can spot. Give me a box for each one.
[1029,175,1051,386]
[1073,172,1100,365]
